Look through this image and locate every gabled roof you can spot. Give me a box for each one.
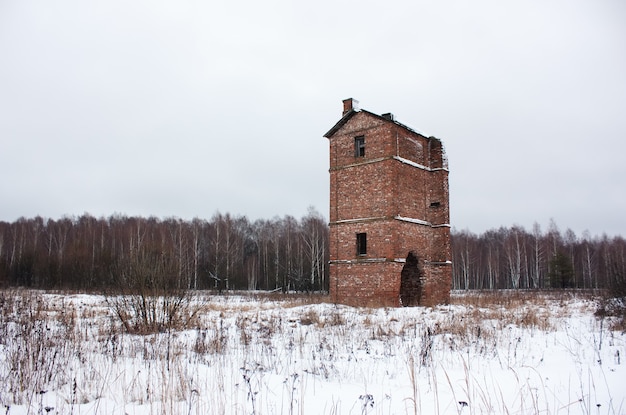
[323,108,425,139]
[323,109,358,138]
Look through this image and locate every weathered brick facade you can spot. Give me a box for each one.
[324,98,452,307]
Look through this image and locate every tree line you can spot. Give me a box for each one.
[0,209,329,292]
[452,222,626,294]
[1,212,624,295]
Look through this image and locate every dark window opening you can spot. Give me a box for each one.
[430,202,441,208]
[356,233,367,256]
[354,136,365,157]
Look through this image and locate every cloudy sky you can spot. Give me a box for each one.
[1,0,625,237]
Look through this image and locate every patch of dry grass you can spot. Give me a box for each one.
[0,288,616,411]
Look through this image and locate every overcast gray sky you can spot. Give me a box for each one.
[1,0,625,237]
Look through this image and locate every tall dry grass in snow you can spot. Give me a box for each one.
[0,289,624,414]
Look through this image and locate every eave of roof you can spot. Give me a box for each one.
[323,110,357,138]
[323,108,426,139]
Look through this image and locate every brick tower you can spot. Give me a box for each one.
[324,98,451,307]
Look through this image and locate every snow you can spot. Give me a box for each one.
[0,290,624,414]
[392,156,449,173]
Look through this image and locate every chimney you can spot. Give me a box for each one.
[342,98,359,116]
[381,113,395,121]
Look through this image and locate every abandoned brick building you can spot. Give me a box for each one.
[324,98,452,307]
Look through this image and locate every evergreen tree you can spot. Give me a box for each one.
[548,251,574,288]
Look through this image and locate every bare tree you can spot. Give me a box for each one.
[301,207,327,291]
[503,226,523,289]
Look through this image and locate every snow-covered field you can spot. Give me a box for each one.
[0,290,624,414]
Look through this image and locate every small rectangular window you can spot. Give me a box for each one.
[356,232,367,256]
[430,202,441,208]
[354,136,365,157]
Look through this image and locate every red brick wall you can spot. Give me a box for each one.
[332,161,397,220]
[327,105,451,307]
[329,261,403,307]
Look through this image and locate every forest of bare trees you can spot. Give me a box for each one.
[452,222,626,294]
[1,212,624,296]
[0,208,329,293]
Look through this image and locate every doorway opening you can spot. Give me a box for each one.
[400,251,423,307]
